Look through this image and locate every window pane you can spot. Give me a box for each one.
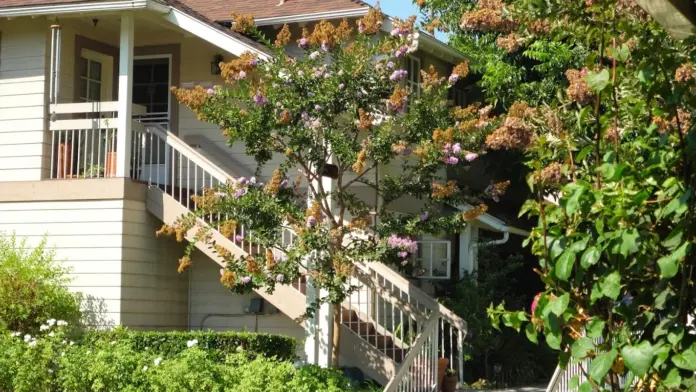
[432,259,448,277]
[88,81,101,101]
[154,86,169,102]
[89,60,102,81]
[134,64,151,83]
[78,78,88,100]
[433,243,448,259]
[132,85,150,105]
[79,58,89,77]
[153,63,169,83]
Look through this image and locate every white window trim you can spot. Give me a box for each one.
[414,240,451,279]
[406,56,421,97]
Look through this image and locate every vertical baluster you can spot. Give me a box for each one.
[156,133,160,186]
[171,147,175,196]
[148,132,153,184]
[76,130,82,178]
[187,157,190,209]
[194,163,198,211]
[70,129,75,178]
[458,329,464,388]
[50,130,55,178]
[449,324,454,374]
[164,142,169,193]
[179,150,182,203]
[62,130,67,179]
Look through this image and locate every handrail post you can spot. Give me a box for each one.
[116,12,134,178]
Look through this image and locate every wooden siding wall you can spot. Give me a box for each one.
[189,257,306,357]
[0,199,189,330]
[0,19,48,182]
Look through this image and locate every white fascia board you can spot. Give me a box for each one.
[163,7,271,60]
[254,8,370,26]
[457,203,508,232]
[0,0,167,17]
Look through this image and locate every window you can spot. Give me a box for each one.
[413,240,451,279]
[450,87,466,107]
[78,57,102,102]
[133,58,170,121]
[406,56,421,97]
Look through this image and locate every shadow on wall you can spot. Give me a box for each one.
[81,294,115,329]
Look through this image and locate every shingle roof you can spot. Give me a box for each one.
[181,0,369,22]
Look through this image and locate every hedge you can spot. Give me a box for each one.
[80,329,298,362]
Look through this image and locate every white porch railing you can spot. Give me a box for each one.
[48,102,146,179]
[132,122,467,391]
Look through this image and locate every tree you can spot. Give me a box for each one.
[162,10,504,366]
[417,0,696,390]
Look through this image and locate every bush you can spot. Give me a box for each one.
[0,234,81,333]
[0,326,365,392]
[80,328,297,362]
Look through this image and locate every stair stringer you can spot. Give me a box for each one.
[146,187,395,385]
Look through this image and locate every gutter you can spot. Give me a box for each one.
[469,231,510,271]
[0,0,169,17]
[254,8,370,26]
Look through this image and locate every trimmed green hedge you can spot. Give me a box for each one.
[80,329,297,362]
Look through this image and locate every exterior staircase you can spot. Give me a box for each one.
[133,123,467,391]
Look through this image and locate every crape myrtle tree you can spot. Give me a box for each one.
[160,9,506,366]
[419,0,696,390]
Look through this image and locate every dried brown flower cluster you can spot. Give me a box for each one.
[219,52,259,82]
[388,86,409,113]
[394,16,417,32]
[462,204,488,221]
[357,8,384,35]
[277,109,292,125]
[496,33,525,53]
[172,85,210,113]
[423,18,448,35]
[275,24,292,48]
[542,108,565,135]
[178,256,192,273]
[156,215,194,242]
[357,109,373,131]
[460,0,516,33]
[527,19,550,35]
[264,169,283,195]
[536,162,562,185]
[230,12,255,34]
[675,62,696,83]
[333,255,354,279]
[191,188,220,213]
[416,0,427,8]
[308,19,352,49]
[616,0,649,20]
[432,127,454,146]
[348,211,372,230]
[219,220,238,238]
[353,150,368,174]
[452,61,470,79]
[431,180,458,199]
[306,200,323,222]
[565,69,594,106]
[245,255,260,273]
[672,108,692,135]
[421,65,444,90]
[220,269,237,288]
[265,249,276,270]
[486,103,535,150]
[391,141,410,154]
[215,245,231,259]
[604,124,621,141]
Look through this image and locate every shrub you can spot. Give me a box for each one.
[0,234,81,333]
[0,327,365,392]
[80,328,297,362]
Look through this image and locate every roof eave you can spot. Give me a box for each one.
[0,0,169,17]
[253,8,370,26]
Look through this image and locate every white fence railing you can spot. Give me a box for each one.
[48,102,146,179]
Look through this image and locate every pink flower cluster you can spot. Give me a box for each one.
[442,143,478,165]
[387,234,418,254]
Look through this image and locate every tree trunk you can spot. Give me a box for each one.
[332,305,341,367]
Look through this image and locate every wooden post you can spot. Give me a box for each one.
[116,12,134,177]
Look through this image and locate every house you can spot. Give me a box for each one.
[0,0,527,389]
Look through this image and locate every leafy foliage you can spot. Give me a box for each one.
[418,0,696,390]
[0,233,81,334]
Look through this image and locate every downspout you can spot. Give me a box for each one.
[468,230,509,272]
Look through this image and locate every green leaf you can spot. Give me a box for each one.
[668,326,684,346]
[575,146,593,162]
[618,229,640,256]
[661,191,691,219]
[548,293,570,316]
[585,69,610,93]
[600,271,622,300]
[662,227,684,250]
[525,322,538,344]
[549,237,568,260]
[586,318,605,339]
[613,44,631,62]
[565,185,585,216]
[672,349,696,371]
[664,368,682,388]
[637,67,654,84]
[545,315,561,350]
[657,242,689,279]
[621,341,653,377]
[571,338,595,360]
[598,163,616,180]
[568,375,580,390]
[580,246,601,269]
[555,250,576,281]
[519,199,538,218]
[578,381,592,392]
[589,349,617,382]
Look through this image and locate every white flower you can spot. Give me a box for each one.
[48,332,55,337]
[61,352,65,357]
[62,340,67,345]
[69,341,74,346]
[143,366,148,371]
[39,325,50,331]
[110,341,116,345]
[57,320,68,327]
[23,334,31,342]
[186,339,198,348]
[154,357,162,366]
[28,340,37,347]
[11,332,21,337]
[46,319,56,326]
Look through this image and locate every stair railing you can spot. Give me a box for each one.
[133,123,467,390]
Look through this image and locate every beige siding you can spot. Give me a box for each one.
[189,257,306,357]
[0,199,188,330]
[0,19,48,182]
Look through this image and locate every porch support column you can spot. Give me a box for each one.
[459,224,474,277]
[116,12,134,178]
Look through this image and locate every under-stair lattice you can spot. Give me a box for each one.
[133,123,468,391]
